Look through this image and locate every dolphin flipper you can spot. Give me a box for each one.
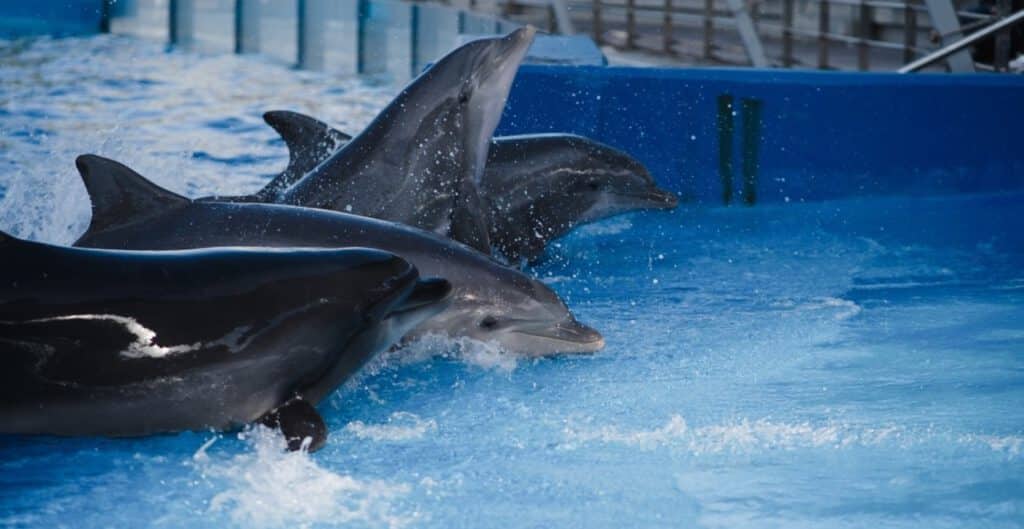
[258,397,327,452]
[258,111,352,200]
[74,155,190,238]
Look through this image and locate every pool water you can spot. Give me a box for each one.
[1,35,1023,529]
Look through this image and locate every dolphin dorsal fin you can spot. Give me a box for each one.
[257,110,352,200]
[75,155,189,236]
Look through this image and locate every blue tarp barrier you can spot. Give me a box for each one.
[498,65,1024,204]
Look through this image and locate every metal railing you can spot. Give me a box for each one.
[899,7,1024,71]
[108,0,518,82]
[488,0,1010,70]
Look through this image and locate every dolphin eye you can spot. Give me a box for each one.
[479,315,499,330]
[458,91,470,105]
[587,181,601,191]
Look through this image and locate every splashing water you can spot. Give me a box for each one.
[2,34,1023,529]
[344,412,438,442]
[193,428,416,529]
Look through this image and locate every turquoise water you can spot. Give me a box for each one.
[1,35,1022,529]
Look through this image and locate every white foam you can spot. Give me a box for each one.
[563,415,1023,459]
[344,412,437,442]
[564,416,846,453]
[562,415,859,453]
[813,297,863,321]
[193,426,416,529]
[771,297,862,321]
[959,434,1023,458]
[371,334,520,373]
[576,216,633,236]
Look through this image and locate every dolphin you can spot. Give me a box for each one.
[244,111,679,263]
[248,27,538,254]
[480,133,679,263]
[0,230,451,451]
[73,155,604,357]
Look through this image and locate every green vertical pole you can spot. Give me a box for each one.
[716,95,735,205]
[100,0,111,33]
[740,98,762,206]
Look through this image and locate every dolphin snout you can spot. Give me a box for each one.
[512,317,606,356]
[496,26,537,63]
[652,188,680,209]
[506,25,538,47]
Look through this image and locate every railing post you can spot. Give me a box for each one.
[99,0,111,32]
[298,0,326,70]
[663,0,674,54]
[704,0,714,60]
[782,0,794,66]
[818,0,829,69]
[235,0,260,54]
[592,0,603,44]
[716,95,735,205]
[903,0,916,63]
[169,0,194,47]
[995,0,1011,70]
[626,0,636,48]
[858,0,871,70]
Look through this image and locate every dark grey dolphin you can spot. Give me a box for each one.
[0,230,450,451]
[480,134,679,263]
[73,155,604,357]
[273,27,537,254]
[248,111,679,263]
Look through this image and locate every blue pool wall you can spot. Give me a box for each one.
[0,0,105,36]
[497,66,1024,204]
[5,2,1022,205]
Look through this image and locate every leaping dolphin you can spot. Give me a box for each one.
[0,231,451,451]
[73,155,604,357]
[480,133,679,262]
[243,111,679,263]
[231,27,537,254]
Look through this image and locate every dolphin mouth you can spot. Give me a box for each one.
[510,318,605,356]
[629,188,679,209]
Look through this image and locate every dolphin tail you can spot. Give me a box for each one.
[258,110,352,200]
[74,155,190,239]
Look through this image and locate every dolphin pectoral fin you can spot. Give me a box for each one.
[259,110,352,200]
[258,397,327,452]
[74,155,191,239]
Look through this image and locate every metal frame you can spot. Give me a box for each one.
[899,8,1024,72]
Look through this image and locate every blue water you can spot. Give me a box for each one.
[1,35,1023,529]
